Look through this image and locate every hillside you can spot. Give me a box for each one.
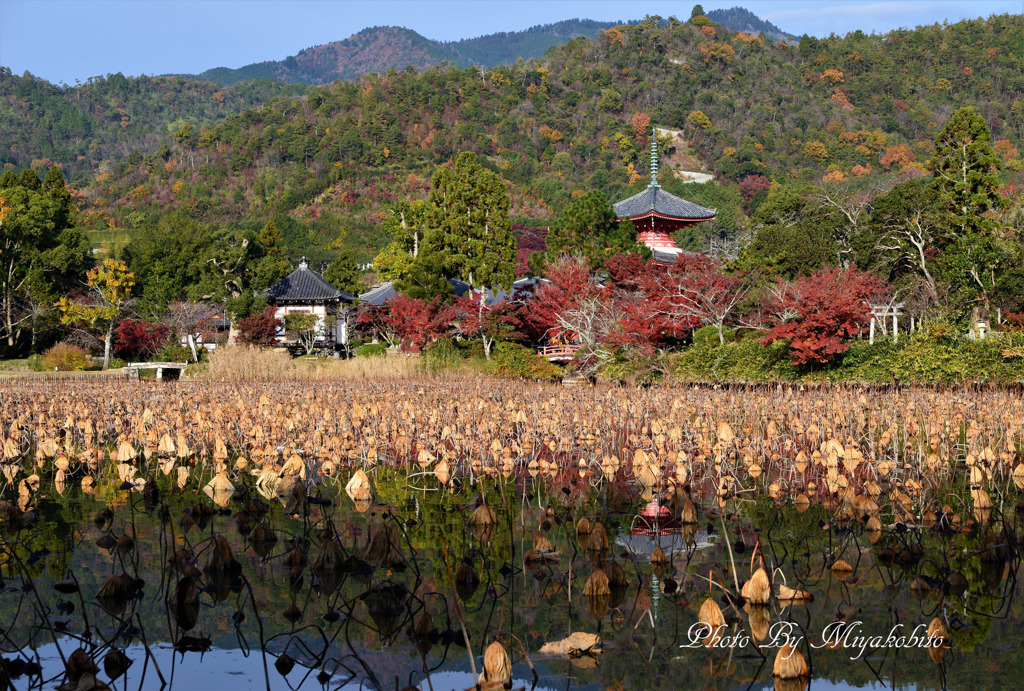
[445,19,623,66]
[181,12,786,87]
[183,20,635,86]
[4,13,1023,265]
[0,68,306,180]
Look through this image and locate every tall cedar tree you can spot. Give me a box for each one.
[929,107,1006,305]
[425,152,515,297]
[930,107,1004,237]
[324,246,364,295]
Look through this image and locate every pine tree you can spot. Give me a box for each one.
[528,190,641,275]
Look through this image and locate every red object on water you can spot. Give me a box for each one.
[634,499,678,536]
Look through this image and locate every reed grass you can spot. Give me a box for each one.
[199,346,428,381]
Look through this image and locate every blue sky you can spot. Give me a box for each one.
[1,0,1021,85]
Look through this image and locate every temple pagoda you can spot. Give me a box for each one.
[613,130,716,262]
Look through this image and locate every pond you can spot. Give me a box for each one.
[0,380,1021,690]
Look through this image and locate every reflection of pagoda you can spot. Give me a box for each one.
[613,129,717,262]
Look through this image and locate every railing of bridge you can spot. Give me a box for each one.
[536,344,583,360]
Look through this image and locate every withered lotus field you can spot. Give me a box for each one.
[0,379,1022,691]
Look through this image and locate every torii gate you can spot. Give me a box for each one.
[869,303,905,345]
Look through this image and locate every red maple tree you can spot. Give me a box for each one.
[449,291,520,360]
[114,319,171,359]
[514,256,602,344]
[236,307,282,348]
[761,266,888,365]
[662,255,751,346]
[381,295,450,353]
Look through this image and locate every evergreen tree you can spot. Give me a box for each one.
[929,106,1004,237]
[929,107,1007,307]
[324,246,365,295]
[372,199,429,284]
[0,167,90,352]
[528,190,642,275]
[425,152,515,295]
[395,240,454,302]
[250,220,291,292]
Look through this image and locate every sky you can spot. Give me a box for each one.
[1,0,1021,86]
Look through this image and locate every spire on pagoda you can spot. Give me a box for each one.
[649,127,660,188]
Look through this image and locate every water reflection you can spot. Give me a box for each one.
[1,466,1022,691]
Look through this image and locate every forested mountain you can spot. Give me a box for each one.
[707,7,796,42]
[180,13,782,87]
[444,19,624,66]
[0,69,306,179]
[183,20,636,87]
[189,26,465,86]
[2,13,1022,268]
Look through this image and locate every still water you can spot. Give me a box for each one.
[2,470,1020,690]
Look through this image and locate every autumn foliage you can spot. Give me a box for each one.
[761,267,887,365]
[236,307,282,348]
[114,319,171,359]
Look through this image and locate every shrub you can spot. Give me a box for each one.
[355,343,387,358]
[692,325,738,347]
[159,343,197,363]
[41,343,90,371]
[485,342,560,380]
[670,337,793,382]
[601,347,666,384]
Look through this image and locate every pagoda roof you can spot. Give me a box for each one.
[614,186,717,221]
[264,258,354,304]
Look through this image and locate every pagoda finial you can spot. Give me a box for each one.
[649,126,660,188]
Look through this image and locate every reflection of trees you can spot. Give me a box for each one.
[4,472,1024,690]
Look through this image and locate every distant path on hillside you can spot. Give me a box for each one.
[655,127,715,184]
[675,171,715,184]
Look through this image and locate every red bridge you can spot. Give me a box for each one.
[537,344,583,362]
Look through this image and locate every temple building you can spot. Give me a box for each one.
[263,257,355,348]
[613,132,717,263]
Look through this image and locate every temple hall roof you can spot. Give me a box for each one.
[264,258,354,304]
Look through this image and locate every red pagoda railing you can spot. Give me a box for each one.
[537,344,582,361]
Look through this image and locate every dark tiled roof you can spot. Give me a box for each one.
[358,281,398,306]
[358,278,541,306]
[264,262,354,304]
[614,186,717,220]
